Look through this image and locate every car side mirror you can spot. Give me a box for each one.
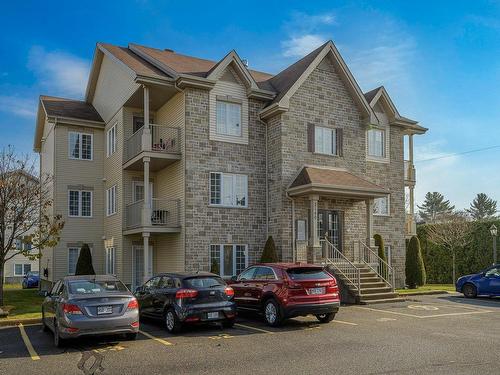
[135,286,143,294]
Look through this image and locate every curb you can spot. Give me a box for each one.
[398,290,454,297]
[0,318,41,327]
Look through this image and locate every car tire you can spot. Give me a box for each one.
[53,322,66,348]
[462,283,477,298]
[315,312,336,324]
[222,319,235,329]
[263,299,283,327]
[125,332,138,340]
[164,308,182,334]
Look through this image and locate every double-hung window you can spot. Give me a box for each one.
[210,244,248,277]
[68,190,92,217]
[315,126,338,155]
[367,128,385,158]
[68,247,80,275]
[210,172,248,207]
[216,100,242,137]
[106,185,117,216]
[69,132,93,160]
[14,264,31,276]
[106,124,116,157]
[105,247,115,275]
[373,196,390,216]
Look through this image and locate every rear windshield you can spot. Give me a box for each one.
[29,271,39,275]
[287,268,331,280]
[68,280,128,295]
[183,277,225,288]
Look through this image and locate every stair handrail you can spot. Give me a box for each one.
[359,240,395,289]
[322,238,361,294]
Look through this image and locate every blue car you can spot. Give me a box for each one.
[456,264,500,298]
[22,271,40,289]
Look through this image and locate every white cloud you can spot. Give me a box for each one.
[27,46,90,98]
[282,34,325,58]
[0,96,36,118]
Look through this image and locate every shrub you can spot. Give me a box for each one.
[405,236,426,288]
[75,244,96,276]
[373,234,388,278]
[210,258,220,275]
[260,236,278,263]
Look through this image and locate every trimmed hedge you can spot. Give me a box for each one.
[75,244,95,276]
[418,219,499,283]
[405,236,426,288]
[373,234,388,278]
[260,236,278,263]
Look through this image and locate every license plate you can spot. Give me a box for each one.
[207,312,219,319]
[308,287,325,295]
[97,305,113,315]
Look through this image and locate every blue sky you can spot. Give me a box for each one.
[1,0,499,210]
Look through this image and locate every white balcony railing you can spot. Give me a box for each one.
[125,198,181,229]
[125,124,181,162]
[404,160,416,182]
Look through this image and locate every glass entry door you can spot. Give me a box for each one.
[318,210,342,251]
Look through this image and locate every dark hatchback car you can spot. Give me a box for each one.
[135,272,236,333]
[229,263,340,326]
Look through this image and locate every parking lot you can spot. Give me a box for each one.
[1,294,499,375]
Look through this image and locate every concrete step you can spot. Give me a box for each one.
[359,286,393,294]
[359,292,399,301]
[359,281,387,288]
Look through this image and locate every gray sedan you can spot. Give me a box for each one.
[41,275,139,347]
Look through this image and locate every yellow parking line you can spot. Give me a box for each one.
[139,330,173,346]
[18,323,40,361]
[234,323,275,334]
[332,319,358,326]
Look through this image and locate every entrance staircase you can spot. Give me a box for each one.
[321,239,404,304]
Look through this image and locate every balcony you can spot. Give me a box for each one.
[405,213,417,237]
[123,124,181,171]
[124,198,181,235]
[404,160,416,186]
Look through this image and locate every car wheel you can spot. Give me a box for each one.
[53,322,66,348]
[315,312,336,324]
[164,308,182,334]
[263,299,282,327]
[462,283,477,298]
[222,319,235,329]
[125,332,138,340]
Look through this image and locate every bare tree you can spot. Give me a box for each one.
[425,215,473,282]
[0,146,64,307]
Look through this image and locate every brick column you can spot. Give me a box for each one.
[309,195,321,263]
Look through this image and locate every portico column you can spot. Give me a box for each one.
[142,156,152,226]
[366,198,375,247]
[309,195,320,247]
[143,232,150,282]
[141,85,152,152]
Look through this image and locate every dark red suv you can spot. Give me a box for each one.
[229,263,340,326]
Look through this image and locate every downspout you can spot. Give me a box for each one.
[258,118,269,237]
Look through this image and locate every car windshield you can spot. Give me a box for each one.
[30,271,39,276]
[183,277,225,288]
[68,280,128,294]
[287,268,331,280]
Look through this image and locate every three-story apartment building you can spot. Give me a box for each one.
[34,40,426,297]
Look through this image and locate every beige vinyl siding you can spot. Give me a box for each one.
[103,109,124,279]
[92,54,140,124]
[51,123,104,280]
[4,251,39,279]
[209,66,249,145]
[154,92,185,272]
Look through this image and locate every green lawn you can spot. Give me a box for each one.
[396,284,455,295]
[1,284,43,320]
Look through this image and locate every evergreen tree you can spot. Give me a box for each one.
[75,244,96,275]
[260,236,278,263]
[210,258,220,275]
[417,192,455,223]
[467,193,497,220]
[373,234,388,279]
[405,236,426,288]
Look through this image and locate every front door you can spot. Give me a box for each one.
[318,210,342,251]
[132,245,153,291]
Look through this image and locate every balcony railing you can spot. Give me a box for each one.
[125,198,181,229]
[125,124,181,163]
[404,160,416,183]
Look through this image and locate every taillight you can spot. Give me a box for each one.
[224,287,234,297]
[131,321,140,328]
[326,279,338,294]
[62,303,82,315]
[175,289,198,299]
[127,298,139,310]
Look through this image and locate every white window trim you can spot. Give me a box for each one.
[106,123,117,157]
[68,190,93,218]
[210,244,249,277]
[105,247,115,275]
[68,132,93,161]
[14,263,29,276]
[366,126,389,163]
[209,172,248,208]
[373,195,391,217]
[216,100,242,137]
[384,245,392,266]
[106,185,117,217]
[314,126,338,156]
